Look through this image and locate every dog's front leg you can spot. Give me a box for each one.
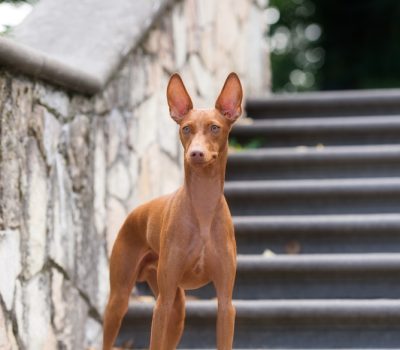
[149,249,185,350]
[215,282,236,350]
[213,254,236,350]
[150,290,176,350]
[150,286,185,350]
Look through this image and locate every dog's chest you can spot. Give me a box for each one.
[176,214,222,289]
[179,223,212,289]
[191,245,206,274]
[180,246,209,290]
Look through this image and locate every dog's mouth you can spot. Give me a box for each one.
[187,153,218,167]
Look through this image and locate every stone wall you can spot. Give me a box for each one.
[0,0,270,349]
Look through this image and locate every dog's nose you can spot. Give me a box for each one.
[190,150,204,159]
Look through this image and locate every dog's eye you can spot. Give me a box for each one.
[211,125,220,133]
[182,126,191,134]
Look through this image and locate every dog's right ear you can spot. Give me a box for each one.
[167,74,193,124]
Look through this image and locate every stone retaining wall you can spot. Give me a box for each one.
[0,0,270,348]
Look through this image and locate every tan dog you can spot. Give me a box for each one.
[102,72,243,350]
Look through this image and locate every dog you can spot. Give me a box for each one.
[103,72,243,350]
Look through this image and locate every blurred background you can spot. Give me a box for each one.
[267,0,400,92]
[3,0,400,92]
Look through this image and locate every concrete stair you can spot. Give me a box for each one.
[224,177,400,215]
[188,253,400,300]
[119,299,400,349]
[245,89,400,118]
[234,214,400,254]
[231,116,400,147]
[227,145,400,180]
[117,90,400,349]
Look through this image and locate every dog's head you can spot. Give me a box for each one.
[167,73,243,167]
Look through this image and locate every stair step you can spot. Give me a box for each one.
[227,145,400,180]
[246,89,400,118]
[118,299,400,348]
[231,115,400,147]
[225,178,400,215]
[188,254,400,300]
[233,214,400,254]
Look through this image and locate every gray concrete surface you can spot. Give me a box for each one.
[1,0,174,93]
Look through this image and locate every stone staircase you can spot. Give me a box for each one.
[117,90,400,349]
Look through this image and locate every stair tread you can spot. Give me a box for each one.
[247,89,400,106]
[236,253,400,272]
[225,177,400,193]
[228,144,400,161]
[233,115,400,133]
[232,214,400,254]
[245,90,400,118]
[233,213,400,225]
[233,213,400,232]
[128,299,400,316]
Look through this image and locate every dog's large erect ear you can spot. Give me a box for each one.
[167,74,193,124]
[215,72,243,123]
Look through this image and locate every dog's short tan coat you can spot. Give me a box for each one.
[103,73,243,350]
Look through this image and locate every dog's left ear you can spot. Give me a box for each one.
[215,73,243,123]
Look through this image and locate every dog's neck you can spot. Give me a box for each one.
[183,144,228,226]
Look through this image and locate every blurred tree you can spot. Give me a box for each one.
[269,0,400,91]
[268,0,323,92]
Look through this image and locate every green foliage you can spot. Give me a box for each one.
[229,137,265,151]
[0,25,13,35]
[269,0,400,91]
[269,0,323,92]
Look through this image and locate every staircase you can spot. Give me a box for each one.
[117,90,400,349]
